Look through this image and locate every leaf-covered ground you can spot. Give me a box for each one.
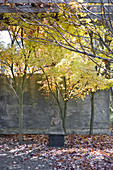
[0,133,113,170]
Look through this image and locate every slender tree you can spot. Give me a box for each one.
[36,48,113,134]
[0,27,39,143]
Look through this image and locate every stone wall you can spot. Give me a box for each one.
[0,74,111,135]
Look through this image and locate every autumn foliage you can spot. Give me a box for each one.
[0,134,113,169]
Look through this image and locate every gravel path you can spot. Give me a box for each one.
[0,154,52,170]
[0,141,53,170]
[0,154,51,170]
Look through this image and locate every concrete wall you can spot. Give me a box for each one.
[0,74,111,135]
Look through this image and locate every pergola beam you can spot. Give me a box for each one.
[0,0,67,3]
[0,0,110,3]
[0,4,59,13]
[0,0,112,14]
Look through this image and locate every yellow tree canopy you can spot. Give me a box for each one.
[37,50,113,101]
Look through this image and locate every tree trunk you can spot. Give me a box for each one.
[89,92,94,136]
[62,100,67,134]
[61,114,66,134]
[61,76,67,134]
[58,100,67,134]
[18,92,23,144]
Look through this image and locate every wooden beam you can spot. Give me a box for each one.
[0,4,59,13]
[0,0,70,3]
[0,0,35,3]
[0,0,111,4]
[0,0,112,14]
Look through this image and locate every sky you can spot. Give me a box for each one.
[0,30,11,46]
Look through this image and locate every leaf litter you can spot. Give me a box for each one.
[0,134,112,169]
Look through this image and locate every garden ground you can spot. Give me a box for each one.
[0,127,113,170]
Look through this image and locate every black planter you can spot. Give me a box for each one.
[48,134,64,147]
